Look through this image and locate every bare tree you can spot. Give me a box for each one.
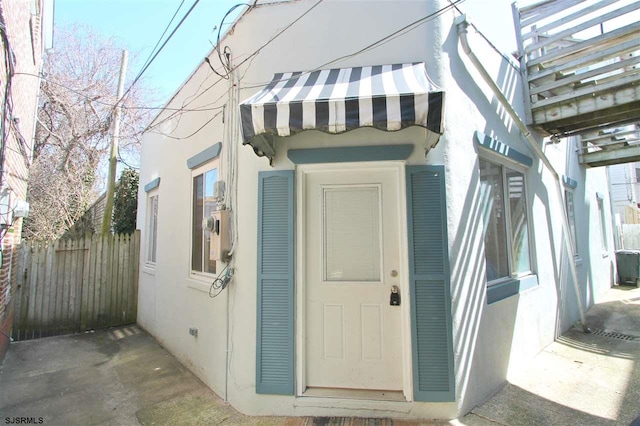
[23,25,154,241]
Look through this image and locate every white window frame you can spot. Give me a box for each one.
[190,161,220,280]
[479,155,535,286]
[597,193,608,252]
[145,191,159,267]
[564,189,580,259]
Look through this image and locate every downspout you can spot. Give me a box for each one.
[455,16,590,332]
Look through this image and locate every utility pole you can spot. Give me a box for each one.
[102,49,128,236]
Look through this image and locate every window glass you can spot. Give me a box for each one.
[323,187,381,282]
[479,159,509,282]
[192,174,204,271]
[147,195,158,263]
[203,169,218,274]
[192,168,218,274]
[507,170,531,275]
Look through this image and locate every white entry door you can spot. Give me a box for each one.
[304,166,403,391]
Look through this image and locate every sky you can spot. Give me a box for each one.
[53,0,529,107]
[54,0,246,104]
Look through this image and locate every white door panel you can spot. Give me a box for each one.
[305,168,403,391]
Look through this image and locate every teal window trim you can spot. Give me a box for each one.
[144,177,161,193]
[187,142,222,169]
[562,175,578,189]
[487,275,538,304]
[287,144,414,164]
[474,131,533,168]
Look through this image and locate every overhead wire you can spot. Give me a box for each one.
[154,0,324,127]
[13,72,227,113]
[161,0,461,123]
[240,0,466,90]
[137,0,187,82]
[122,0,202,102]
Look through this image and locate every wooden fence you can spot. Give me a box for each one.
[11,231,140,341]
[620,224,640,250]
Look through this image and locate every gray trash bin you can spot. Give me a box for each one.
[615,250,640,287]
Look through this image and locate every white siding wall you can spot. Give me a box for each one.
[137,0,614,419]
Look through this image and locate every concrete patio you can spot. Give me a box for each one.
[1,286,639,425]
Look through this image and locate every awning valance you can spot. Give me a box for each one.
[239,63,444,161]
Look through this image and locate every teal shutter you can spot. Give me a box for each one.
[406,165,455,402]
[256,170,295,394]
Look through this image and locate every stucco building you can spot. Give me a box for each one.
[137,0,620,419]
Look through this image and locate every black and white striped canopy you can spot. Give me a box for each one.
[239,63,444,160]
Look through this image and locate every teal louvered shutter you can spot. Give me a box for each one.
[406,165,455,402]
[256,170,295,394]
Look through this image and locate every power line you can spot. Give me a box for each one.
[241,0,466,90]
[137,0,187,82]
[163,0,324,119]
[123,0,201,101]
[158,109,223,140]
[14,72,226,113]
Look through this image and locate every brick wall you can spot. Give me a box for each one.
[0,0,45,362]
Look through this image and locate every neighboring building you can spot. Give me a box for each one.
[0,0,53,361]
[608,156,640,225]
[137,0,624,419]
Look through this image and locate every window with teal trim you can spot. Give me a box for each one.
[191,166,218,274]
[479,157,533,286]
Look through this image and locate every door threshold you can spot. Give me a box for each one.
[302,387,406,402]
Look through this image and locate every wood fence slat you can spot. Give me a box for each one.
[95,234,104,328]
[102,235,112,327]
[86,234,97,330]
[112,234,121,326]
[122,234,131,323]
[80,235,90,331]
[60,239,70,333]
[35,242,47,338]
[75,237,85,330]
[67,239,76,333]
[13,242,27,340]
[27,241,39,340]
[118,234,127,324]
[53,239,63,335]
[19,242,32,340]
[41,243,53,337]
[111,234,118,326]
[130,231,140,324]
[126,233,133,324]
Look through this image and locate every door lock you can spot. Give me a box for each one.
[390,285,400,306]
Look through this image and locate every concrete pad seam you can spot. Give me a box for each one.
[468,410,509,426]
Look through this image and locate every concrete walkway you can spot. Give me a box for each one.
[462,286,640,426]
[1,286,639,425]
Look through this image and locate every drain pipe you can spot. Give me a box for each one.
[456,16,590,332]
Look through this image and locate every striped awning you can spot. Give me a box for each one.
[239,63,444,161]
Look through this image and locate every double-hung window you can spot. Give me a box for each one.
[479,157,533,284]
[192,166,218,275]
[146,193,159,265]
